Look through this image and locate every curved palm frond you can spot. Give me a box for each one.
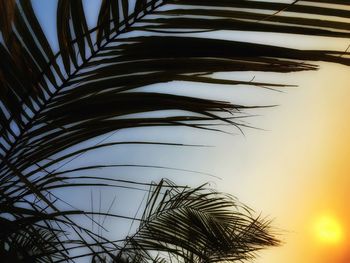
[1,0,350,170]
[1,0,350,261]
[115,179,279,263]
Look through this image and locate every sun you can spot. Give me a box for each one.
[314,215,344,244]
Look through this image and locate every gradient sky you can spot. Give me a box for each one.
[30,1,350,262]
[213,61,350,263]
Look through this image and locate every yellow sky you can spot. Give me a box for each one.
[207,60,350,263]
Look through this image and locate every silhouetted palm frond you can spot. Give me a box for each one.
[115,180,279,263]
[1,0,350,261]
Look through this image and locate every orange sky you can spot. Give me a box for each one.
[209,61,350,263]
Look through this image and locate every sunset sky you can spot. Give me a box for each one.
[31,1,350,262]
[168,42,350,262]
[214,61,350,263]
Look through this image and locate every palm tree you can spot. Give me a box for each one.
[0,0,349,262]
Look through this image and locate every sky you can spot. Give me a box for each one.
[30,1,350,262]
[213,62,350,263]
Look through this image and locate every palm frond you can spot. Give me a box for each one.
[1,0,350,171]
[115,180,279,262]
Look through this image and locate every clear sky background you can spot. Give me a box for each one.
[31,1,350,262]
[214,62,350,263]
